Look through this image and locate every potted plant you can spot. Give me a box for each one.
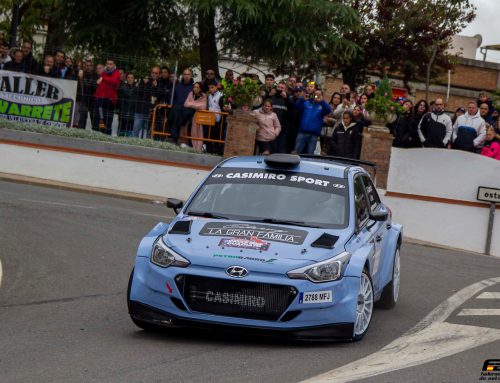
[223,77,261,111]
[365,76,403,124]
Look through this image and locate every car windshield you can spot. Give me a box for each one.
[185,168,349,229]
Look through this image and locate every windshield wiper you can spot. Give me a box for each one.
[186,211,229,219]
[250,218,321,228]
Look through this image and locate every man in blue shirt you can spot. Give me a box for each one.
[293,89,332,154]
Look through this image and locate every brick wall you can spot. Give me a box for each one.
[413,90,473,112]
[446,64,498,91]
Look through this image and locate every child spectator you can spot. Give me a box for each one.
[480,125,500,160]
[206,81,226,154]
[328,110,363,159]
[184,82,208,152]
[253,99,281,155]
[477,91,494,115]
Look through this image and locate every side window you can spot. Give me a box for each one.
[361,175,381,211]
[354,176,369,227]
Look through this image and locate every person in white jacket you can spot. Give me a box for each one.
[417,98,453,148]
[452,101,486,152]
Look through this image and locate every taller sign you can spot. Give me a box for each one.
[0,70,77,128]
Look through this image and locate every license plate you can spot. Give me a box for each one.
[299,290,332,304]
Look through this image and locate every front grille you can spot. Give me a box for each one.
[175,275,297,321]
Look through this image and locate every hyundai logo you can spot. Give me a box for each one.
[226,266,249,278]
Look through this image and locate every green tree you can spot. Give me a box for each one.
[0,0,52,49]
[58,1,195,63]
[337,0,475,94]
[219,0,359,77]
[183,0,359,78]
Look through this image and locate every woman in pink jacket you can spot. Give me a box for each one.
[184,82,208,152]
[253,99,281,155]
[481,125,500,160]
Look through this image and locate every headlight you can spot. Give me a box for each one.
[150,236,190,268]
[287,252,351,283]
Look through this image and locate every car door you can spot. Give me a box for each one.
[350,175,374,265]
[360,174,387,292]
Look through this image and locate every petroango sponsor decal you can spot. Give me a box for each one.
[0,70,77,127]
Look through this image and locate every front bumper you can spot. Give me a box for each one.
[129,300,354,341]
[129,257,359,340]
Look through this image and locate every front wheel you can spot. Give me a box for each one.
[377,246,401,309]
[353,268,374,341]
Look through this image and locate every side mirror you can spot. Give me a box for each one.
[166,198,183,214]
[369,210,388,222]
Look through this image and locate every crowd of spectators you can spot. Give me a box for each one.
[1,39,500,160]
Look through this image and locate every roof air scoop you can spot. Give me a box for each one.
[264,154,301,168]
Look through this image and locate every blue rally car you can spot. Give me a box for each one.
[127,154,402,341]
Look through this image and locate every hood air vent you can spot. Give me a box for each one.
[168,220,192,235]
[311,233,339,249]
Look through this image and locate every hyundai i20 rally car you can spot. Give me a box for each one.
[127,154,402,341]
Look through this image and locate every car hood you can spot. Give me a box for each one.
[163,217,351,272]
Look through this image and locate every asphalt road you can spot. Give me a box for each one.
[0,179,499,383]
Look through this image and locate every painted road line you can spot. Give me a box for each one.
[477,292,500,299]
[0,257,2,288]
[300,277,500,383]
[458,309,500,316]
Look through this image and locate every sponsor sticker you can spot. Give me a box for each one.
[213,253,277,264]
[219,236,270,251]
[199,222,308,245]
[204,290,266,308]
[299,291,333,304]
[207,168,347,192]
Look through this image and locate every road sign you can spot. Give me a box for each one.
[477,186,499,255]
[477,186,500,204]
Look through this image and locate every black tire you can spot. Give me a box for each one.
[352,268,374,341]
[127,268,162,332]
[377,246,401,309]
